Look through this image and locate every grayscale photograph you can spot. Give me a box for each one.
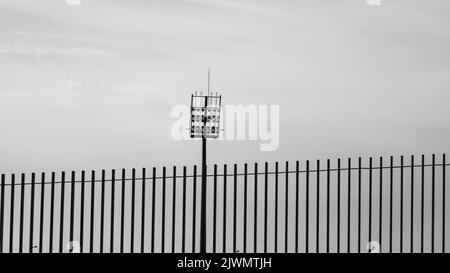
[0,0,449,270]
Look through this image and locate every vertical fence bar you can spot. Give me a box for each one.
[120,169,125,253]
[400,156,404,253]
[29,173,36,252]
[69,171,75,252]
[193,165,197,253]
[49,173,54,253]
[9,174,15,253]
[368,158,373,250]
[222,165,227,253]
[0,174,4,253]
[110,170,115,253]
[233,164,237,253]
[254,163,258,253]
[358,158,362,253]
[379,157,383,253]
[285,161,289,253]
[337,159,341,253]
[100,170,105,253]
[443,154,446,253]
[305,160,309,253]
[327,159,330,253]
[141,168,146,253]
[411,155,414,253]
[131,168,136,253]
[90,170,95,253]
[58,172,65,253]
[243,164,248,254]
[264,162,268,253]
[162,167,166,253]
[80,171,85,253]
[275,162,279,253]
[431,154,435,253]
[151,167,156,253]
[213,165,217,254]
[421,155,425,253]
[347,158,351,253]
[181,167,186,254]
[19,173,25,253]
[295,161,299,254]
[316,160,320,253]
[38,173,45,253]
[172,166,176,253]
[389,156,393,253]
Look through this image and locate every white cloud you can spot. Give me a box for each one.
[42,77,80,89]
[100,81,154,94]
[0,44,113,58]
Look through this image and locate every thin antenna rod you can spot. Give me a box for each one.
[207,69,210,96]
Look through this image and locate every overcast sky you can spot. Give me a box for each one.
[0,0,449,174]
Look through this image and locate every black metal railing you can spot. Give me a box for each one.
[0,154,448,253]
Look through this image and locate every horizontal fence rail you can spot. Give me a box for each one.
[0,154,448,253]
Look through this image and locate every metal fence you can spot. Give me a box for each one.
[0,154,448,253]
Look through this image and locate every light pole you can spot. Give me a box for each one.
[190,70,222,253]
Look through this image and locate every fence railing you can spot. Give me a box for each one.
[0,154,448,253]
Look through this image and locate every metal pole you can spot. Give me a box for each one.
[200,135,207,253]
[200,70,212,253]
[200,89,208,252]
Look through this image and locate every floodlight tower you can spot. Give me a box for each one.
[190,69,222,253]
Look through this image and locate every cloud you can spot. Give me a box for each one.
[42,77,80,89]
[0,44,114,58]
[99,81,155,94]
